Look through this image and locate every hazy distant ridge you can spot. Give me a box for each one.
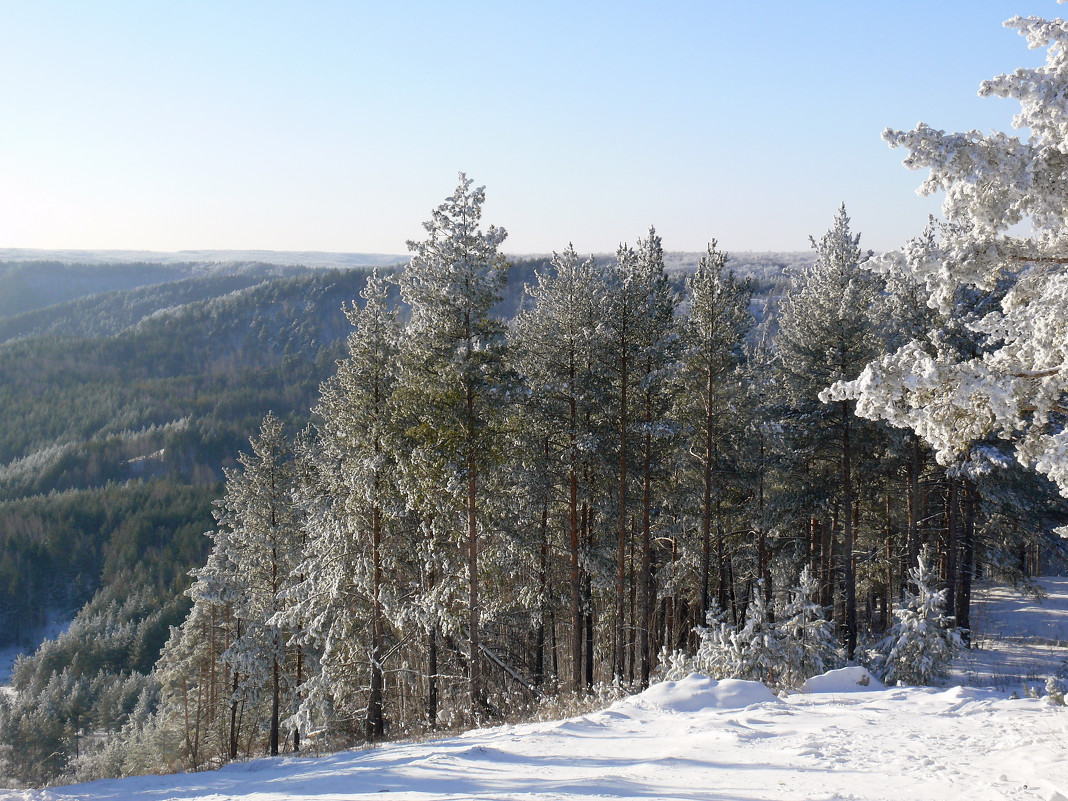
[0,248,410,269]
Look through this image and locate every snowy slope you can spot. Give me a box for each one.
[5,581,1068,801]
[6,674,1067,801]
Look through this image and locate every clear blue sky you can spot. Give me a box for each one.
[0,2,1056,256]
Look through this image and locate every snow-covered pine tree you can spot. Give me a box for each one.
[512,245,607,692]
[779,566,838,688]
[695,580,784,687]
[632,227,680,688]
[825,15,1068,531]
[874,548,963,686]
[776,205,884,660]
[394,174,511,717]
[210,413,302,757]
[295,270,401,741]
[673,241,753,621]
[601,243,643,682]
[153,545,244,766]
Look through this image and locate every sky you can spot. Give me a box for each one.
[0,1,1059,257]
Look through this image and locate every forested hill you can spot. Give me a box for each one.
[0,269,307,344]
[0,266,385,644]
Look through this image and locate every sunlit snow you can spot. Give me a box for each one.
[4,581,1068,801]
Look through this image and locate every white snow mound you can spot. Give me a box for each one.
[803,665,886,693]
[629,673,782,712]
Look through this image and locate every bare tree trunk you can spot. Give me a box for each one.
[467,459,482,713]
[885,494,894,632]
[640,405,653,688]
[944,478,958,624]
[615,339,629,680]
[229,670,239,760]
[534,509,548,687]
[907,438,922,584]
[367,501,385,740]
[270,650,280,756]
[427,623,438,727]
[569,444,582,691]
[957,482,976,644]
[841,403,857,660]
[701,352,714,618]
[628,516,636,685]
[584,573,594,689]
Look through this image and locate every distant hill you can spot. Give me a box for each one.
[0,248,409,269]
[0,267,383,642]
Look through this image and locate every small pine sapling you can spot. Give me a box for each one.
[875,548,964,686]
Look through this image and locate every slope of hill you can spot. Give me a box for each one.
[952,577,1068,692]
[4,579,1066,799]
[7,669,1065,800]
[0,270,310,344]
[0,267,387,644]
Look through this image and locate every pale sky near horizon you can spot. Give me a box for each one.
[0,2,1058,257]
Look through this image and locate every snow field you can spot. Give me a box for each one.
[952,578,1068,693]
[6,580,1068,800]
[8,672,1067,801]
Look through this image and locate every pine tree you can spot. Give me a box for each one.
[826,15,1068,525]
[394,174,511,716]
[209,413,301,757]
[631,227,679,687]
[777,205,884,660]
[512,245,606,691]
[296,270,400,740]
[874,548,963,686]
[674,241,752,620]
[779,566,838,688]
[601,243,643,682]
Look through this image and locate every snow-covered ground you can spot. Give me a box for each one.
[4,581,1067,801]
[952,577,1068,692]
[8,673,1067,801]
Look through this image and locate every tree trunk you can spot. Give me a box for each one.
[701,351,714,618]
[640,404,653,688]
[427,624,438,727]
[957,482,976,644]
[294,645,302,752]
[569,459,582,691]
[229,669,239,760]
[270,650,280,756]
[615,336,629,680]
[584,572,594,689]
[534,511,548,687]
[367,502,385,740]
[944,478,958,625]
[467,461,482,713]
[841,402,857,660]
[907,437,922,585]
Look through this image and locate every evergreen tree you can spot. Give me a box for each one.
[828,15,1068,524]
[289,270,402,740]
[631,227,679,687]
[776,205,883,660]
[873,548,963,686]
[673,241,753,621]
[206,413,301,757]
[394,174,511,716]
[779,566,839,688]
[512,245,606,691]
